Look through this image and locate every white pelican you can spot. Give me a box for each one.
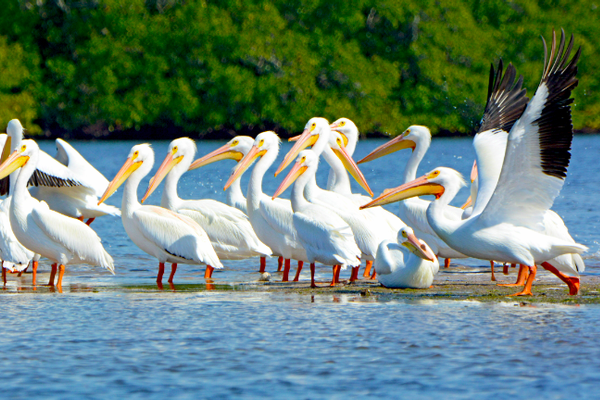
[1,119,120,223]
[98,144,222,285]
[0,140,114,292]
[188,136,287,272]
[141,138,272,265]
[272,150,361,287]
[224,132,308,282]
[362,30,586,296]
[356,124,468,268]
[277,117,406,280]
[374,226,438,289]
[188,136,255,214]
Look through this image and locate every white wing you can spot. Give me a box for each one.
[31,201,113,271]
[479,31,580,229]
[55,138,109,196]
[258,195,298,241]
[133,205,222,268]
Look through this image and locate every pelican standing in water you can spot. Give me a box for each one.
[363,30,586,296]
[224,132,308,282]
[98,144,222,285]
[142,138,272,264]
[188,136,288,272]
[0,140,114,292]
[273,150,361,287]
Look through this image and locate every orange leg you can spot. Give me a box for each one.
[444,258,451,268]
[370,268,377,280]
[363,260,373,277]
[47,263,57,286]
[349,266,359,282]
[511,263,516,268]
[157,262,165,283]
[293,261,303,282]
[85,218,95,226]
[282,259,291,282]
[490,261,496,282]
[260,256,266,273]
[168,263,177,283]
[278,258,285,272]
[56,264,65,293]
[508,265,536,296]
[205,265,215,279]
[310,263,317,288]
[498,264,529,287]
[541,261,580,295]
[2,267,6,285]
[32,260,38,286]
[330,265,340,286]
[77,216,84,222]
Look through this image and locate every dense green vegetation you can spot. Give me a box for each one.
[0,0,598,138]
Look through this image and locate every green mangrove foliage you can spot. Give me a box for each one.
[0,0,598,137]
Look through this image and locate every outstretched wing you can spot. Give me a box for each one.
[471,60,529,217]
[479,29,581,229]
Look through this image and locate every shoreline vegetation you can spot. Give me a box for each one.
[2,1,599,140]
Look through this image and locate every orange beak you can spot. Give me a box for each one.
[360,175,444,209]
[404,231,436,262]
[358,135,415,164]
[332,144,373,197]
[188,143,243,171]
[141,151,183,203]
[0,148,29,179]
[274,128,318,176]
[98,156,142,205]
[272,160,307,200]
[224,145,265,190]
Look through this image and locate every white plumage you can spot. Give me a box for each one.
[142,137,272,261]
[0,140,114,291]
[98,143,222,285]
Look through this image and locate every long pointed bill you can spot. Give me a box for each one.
[223,145,265,190]
[1,136,12,164]
[288,135,300,142]
[360,175,444,209]
[141,152,183,203]
[274,129,318,176]
[403,231,436,261]
[332,145,373,197]
[98,157,142,205]
[272,161,307,200]
[470,160,478,183]
[358,135,415,164]
[188,144,243,171]
[460,196,472,210]
[0,149,29,179]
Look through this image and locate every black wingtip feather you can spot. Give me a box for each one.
[477,59,529,134]
[536,29,580,180]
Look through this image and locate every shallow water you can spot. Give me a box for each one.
[1,135,599,398]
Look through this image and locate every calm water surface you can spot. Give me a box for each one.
[1,135,599,399]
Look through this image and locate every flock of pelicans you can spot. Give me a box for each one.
[0,30,588,296]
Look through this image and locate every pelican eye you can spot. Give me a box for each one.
[301,156,306,163]
[336,138,342,145]
[340,121,346,127]
[258,139,264,147]
[430,170,440,178]
[232,140,239,146]
[311,123,316,130]
[132,150,139,159]
[172,146,178,154]
[20,145,26,151]
[401,230,408,238]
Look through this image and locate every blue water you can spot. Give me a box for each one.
[2,135,599,399]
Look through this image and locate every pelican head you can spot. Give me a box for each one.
[275,117,329,176]
[358,125,431,164]
[0,139,38,179]
[141,138,196,203]
[328,130,373,196]
[188,136,254,171]
[98,143,154,205]
[361,167,466,209]
[272,150,318,200]
[398,226,436,262]
[329,117,355,150]
[224,131,280,190]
